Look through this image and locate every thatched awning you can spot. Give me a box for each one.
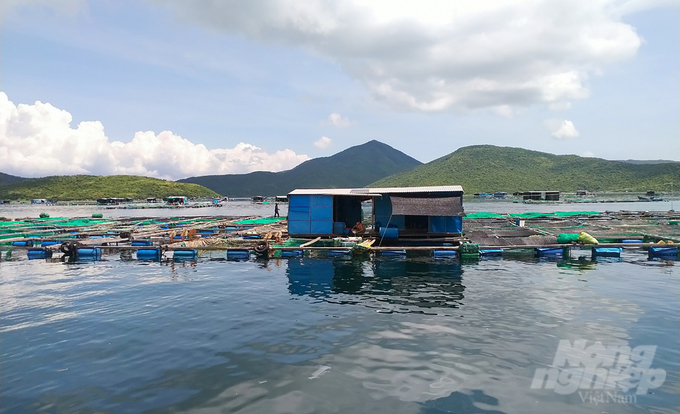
[390,196,463,216]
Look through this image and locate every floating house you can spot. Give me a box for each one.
[522,191,560,201]
[287,185,464,238]
[251,196,266,203]
[96,197,132,205]
[164,196,188,205]
[473,192,507,199]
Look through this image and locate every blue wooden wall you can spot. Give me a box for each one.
[288,195,333,235]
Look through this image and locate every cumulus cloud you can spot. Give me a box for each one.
[158,0,653,112]
[544,118,580,139]
[322,113,354,128]
[581,151,595,157]
[0,92,309,179]
[313,136,333,149]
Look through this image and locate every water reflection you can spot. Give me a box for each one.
[286,257,465,312]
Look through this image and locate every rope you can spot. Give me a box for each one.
[378,214,393,247]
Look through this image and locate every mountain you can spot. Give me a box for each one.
[618,159,679,165]
[0,175,219,201]
[0,172,27,187]
[371,145,680,193]
[179,140,422,196]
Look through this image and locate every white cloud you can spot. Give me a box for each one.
[322,113,354,128]
[0,92,309,179]
[581,151,595,157]
[544,118,580,139]
[159,0,654,112]
[313,136,333,149]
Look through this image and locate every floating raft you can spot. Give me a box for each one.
[1,211,678,263]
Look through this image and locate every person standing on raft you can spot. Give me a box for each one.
[274,203,280,217]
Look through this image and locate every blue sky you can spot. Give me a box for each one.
[0,0,677,179]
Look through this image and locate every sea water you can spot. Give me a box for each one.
[1,250,678,413]
[0,198,676,220]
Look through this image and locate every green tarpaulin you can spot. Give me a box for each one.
[233,217,287,225]
[465,211,601,219]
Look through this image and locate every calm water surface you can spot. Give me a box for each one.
[0,199,676,220]
[1,249,678,413]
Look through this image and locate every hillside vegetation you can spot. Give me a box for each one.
[0,172,27,187]
[371,145,680,193]
[0,175,219,201]
[179,140,422,196]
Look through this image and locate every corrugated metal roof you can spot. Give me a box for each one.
[288,188,371,196]
[368,185,464,194]
[288,185,464,196]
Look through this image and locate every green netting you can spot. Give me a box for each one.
[464,212,506,218]
[133,219,166,225]
[280,238,308,246]
[510,211,601,218]
[554,211,601,217]
[0,234,25,240]
[528,224,587,229]
[466,211,601,219]
[233,217,287,224]
[59,219,118,226]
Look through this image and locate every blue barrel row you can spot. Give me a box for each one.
[21,245,679,261]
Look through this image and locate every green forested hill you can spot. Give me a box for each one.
[179,140,422,196]
[0,175,219,201]
[0,172,27,187]
[371,145,680,193]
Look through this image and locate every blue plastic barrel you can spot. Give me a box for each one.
[328,250,351,257]
[173,249,198,261]
[11,241,33,247]
[381,249,406,256]
[432,250,457,258]
[480,249,503,256]
[592,247,622,257]
[136,248,161,260]
[40,240,59,246]
[243,235,261,240]
[536,247,564,257]
[281,250,303,257]
[226,249,250,260]
[131,240,153,246]
[77,247,102,259]
[27,248,52,259]
[622,239,643,243]
[379,227,398,239]
[333,222,346,234]
[649,247,678,258]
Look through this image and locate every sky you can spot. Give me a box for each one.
[0,0,678,180]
